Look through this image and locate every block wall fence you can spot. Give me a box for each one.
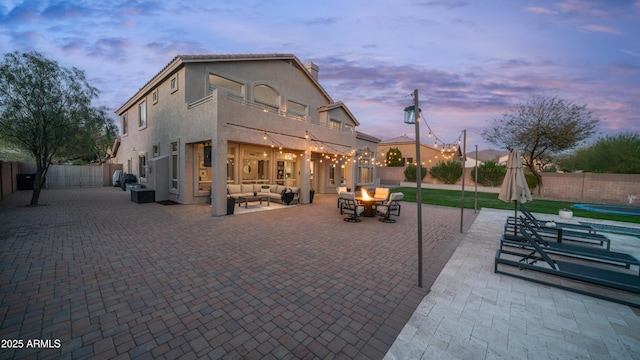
[3,162,638,206]
[377,166,640,206]
[0,162,122,200]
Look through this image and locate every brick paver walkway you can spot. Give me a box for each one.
[0,187,476,359]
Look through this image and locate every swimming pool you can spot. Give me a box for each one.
[573,204,640,216]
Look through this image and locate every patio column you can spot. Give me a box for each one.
[300,151,311,204]
[211,138,228,216]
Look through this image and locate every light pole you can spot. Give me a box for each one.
[460,129,466,233]
[404,89,423,288]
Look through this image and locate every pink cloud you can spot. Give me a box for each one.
[579,24,621,34]
[525,7,557,15]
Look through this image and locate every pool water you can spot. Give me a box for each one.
[573,203,640,216]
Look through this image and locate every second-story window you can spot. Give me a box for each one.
[329,119,342,131]
[209,73,244,98]
[253,84,280,110]
[122,113,128,135]
[286,100,307,118]
[139,100,147,129]
[170,75,178,93]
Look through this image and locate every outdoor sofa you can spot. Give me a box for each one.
[227,184,299,205]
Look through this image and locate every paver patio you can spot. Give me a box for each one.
[0,187,476,359]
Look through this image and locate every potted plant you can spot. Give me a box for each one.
[309,188,315,204]
[559,208,573,219]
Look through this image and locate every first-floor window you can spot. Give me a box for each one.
[358,150,374,184]
[171,142,178,190]
[138,154,147,182]
[358,167,373,184]
[227,145,236,182]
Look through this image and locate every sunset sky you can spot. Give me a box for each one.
[1,0,639,150]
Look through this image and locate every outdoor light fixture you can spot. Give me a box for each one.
[403,105,419,124]
[404,89,424,288]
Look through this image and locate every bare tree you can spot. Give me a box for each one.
[482,96,599,195]
[0,51,99,206]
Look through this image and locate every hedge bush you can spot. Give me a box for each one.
[429,160,462,184]
[404,164,427,182]
[470,160,506,187]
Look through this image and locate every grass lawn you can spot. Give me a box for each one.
[390,187,640,224]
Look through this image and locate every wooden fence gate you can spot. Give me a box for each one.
[46,165,103,188]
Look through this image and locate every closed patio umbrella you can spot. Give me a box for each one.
[499,149,533,234]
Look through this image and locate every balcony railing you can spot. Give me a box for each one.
[189,93,355,134]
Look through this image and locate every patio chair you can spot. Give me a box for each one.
[372,187,390,204]
[377,192,403,223]
[336,186,348,210]
[339,192,364,222]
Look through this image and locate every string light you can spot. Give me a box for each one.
[373,92,466,166]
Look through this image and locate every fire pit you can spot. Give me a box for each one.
[356,189,377,217]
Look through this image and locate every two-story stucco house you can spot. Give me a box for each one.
[114,54,380,216]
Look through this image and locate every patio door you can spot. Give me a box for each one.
[194,143,212,195]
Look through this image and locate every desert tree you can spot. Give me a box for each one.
[0,51,99,205]
[482,96,599,195]
[57,106,119,164]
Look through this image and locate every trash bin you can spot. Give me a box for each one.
[227,197,236,215]
[16,173,36,190]
[120,174,137,191]
[126,183,143,194]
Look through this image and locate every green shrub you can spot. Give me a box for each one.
[404,164,427,182]
[470,160,506,186]
[429,160,462,184]
[525,173,538,190]
[557,132,640,174]
[385,147,403,167]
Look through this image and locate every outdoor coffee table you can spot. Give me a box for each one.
[237,195,270,208]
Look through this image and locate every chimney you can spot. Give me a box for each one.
[305,61,319,81]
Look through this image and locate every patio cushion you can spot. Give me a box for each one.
[228,184,242,195]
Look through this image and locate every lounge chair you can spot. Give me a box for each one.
[501,219,640,270]
[505,206,611,250]
[519,204,598,233]
[339,192,364,222]
[376,192,403,223]
[495,218,640,307]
